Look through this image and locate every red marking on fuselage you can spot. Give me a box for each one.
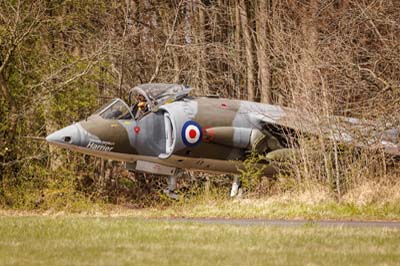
[189,129,197,139]
[134,126,140,134]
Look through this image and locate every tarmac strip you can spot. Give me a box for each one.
[155,217,400,228]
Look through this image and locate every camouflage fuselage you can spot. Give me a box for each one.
[47,97,284,175]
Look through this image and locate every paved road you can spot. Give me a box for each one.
[156,217,400,228]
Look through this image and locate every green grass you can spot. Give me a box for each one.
[1,216,400,266]
[106,197,400,221]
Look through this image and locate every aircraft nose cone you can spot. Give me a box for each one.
[46,124,82,146]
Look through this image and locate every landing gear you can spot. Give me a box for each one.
[163,170,183,200]
[230,175,243,198]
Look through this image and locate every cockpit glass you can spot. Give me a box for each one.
[129,84,192,111]
[97,99,133,120]
[92,99,115,115]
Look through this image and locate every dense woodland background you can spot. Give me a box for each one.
[0,0,399,209]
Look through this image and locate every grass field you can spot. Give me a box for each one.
[0,216,400,266]
[133,199,400,221]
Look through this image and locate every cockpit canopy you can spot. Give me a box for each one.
[128,83,192,111]
[92,98,133,120]
[90,83,192,120]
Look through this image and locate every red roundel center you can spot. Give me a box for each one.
[189,129,197,139]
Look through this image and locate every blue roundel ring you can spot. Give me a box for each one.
[181,121,203,147]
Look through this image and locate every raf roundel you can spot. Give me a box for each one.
[182,121,202,146]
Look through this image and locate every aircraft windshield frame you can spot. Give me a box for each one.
[94,98,133,120]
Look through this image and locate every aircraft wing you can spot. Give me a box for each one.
[247,106,400,156]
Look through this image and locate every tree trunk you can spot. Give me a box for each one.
[234,3,242,99]
[172,50,180,83]
[300,0,318,92]
[256,0,272,103]
[195,3,208,95]
[239,0,255,101]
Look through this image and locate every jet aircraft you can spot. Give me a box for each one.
[46,83,399,197]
